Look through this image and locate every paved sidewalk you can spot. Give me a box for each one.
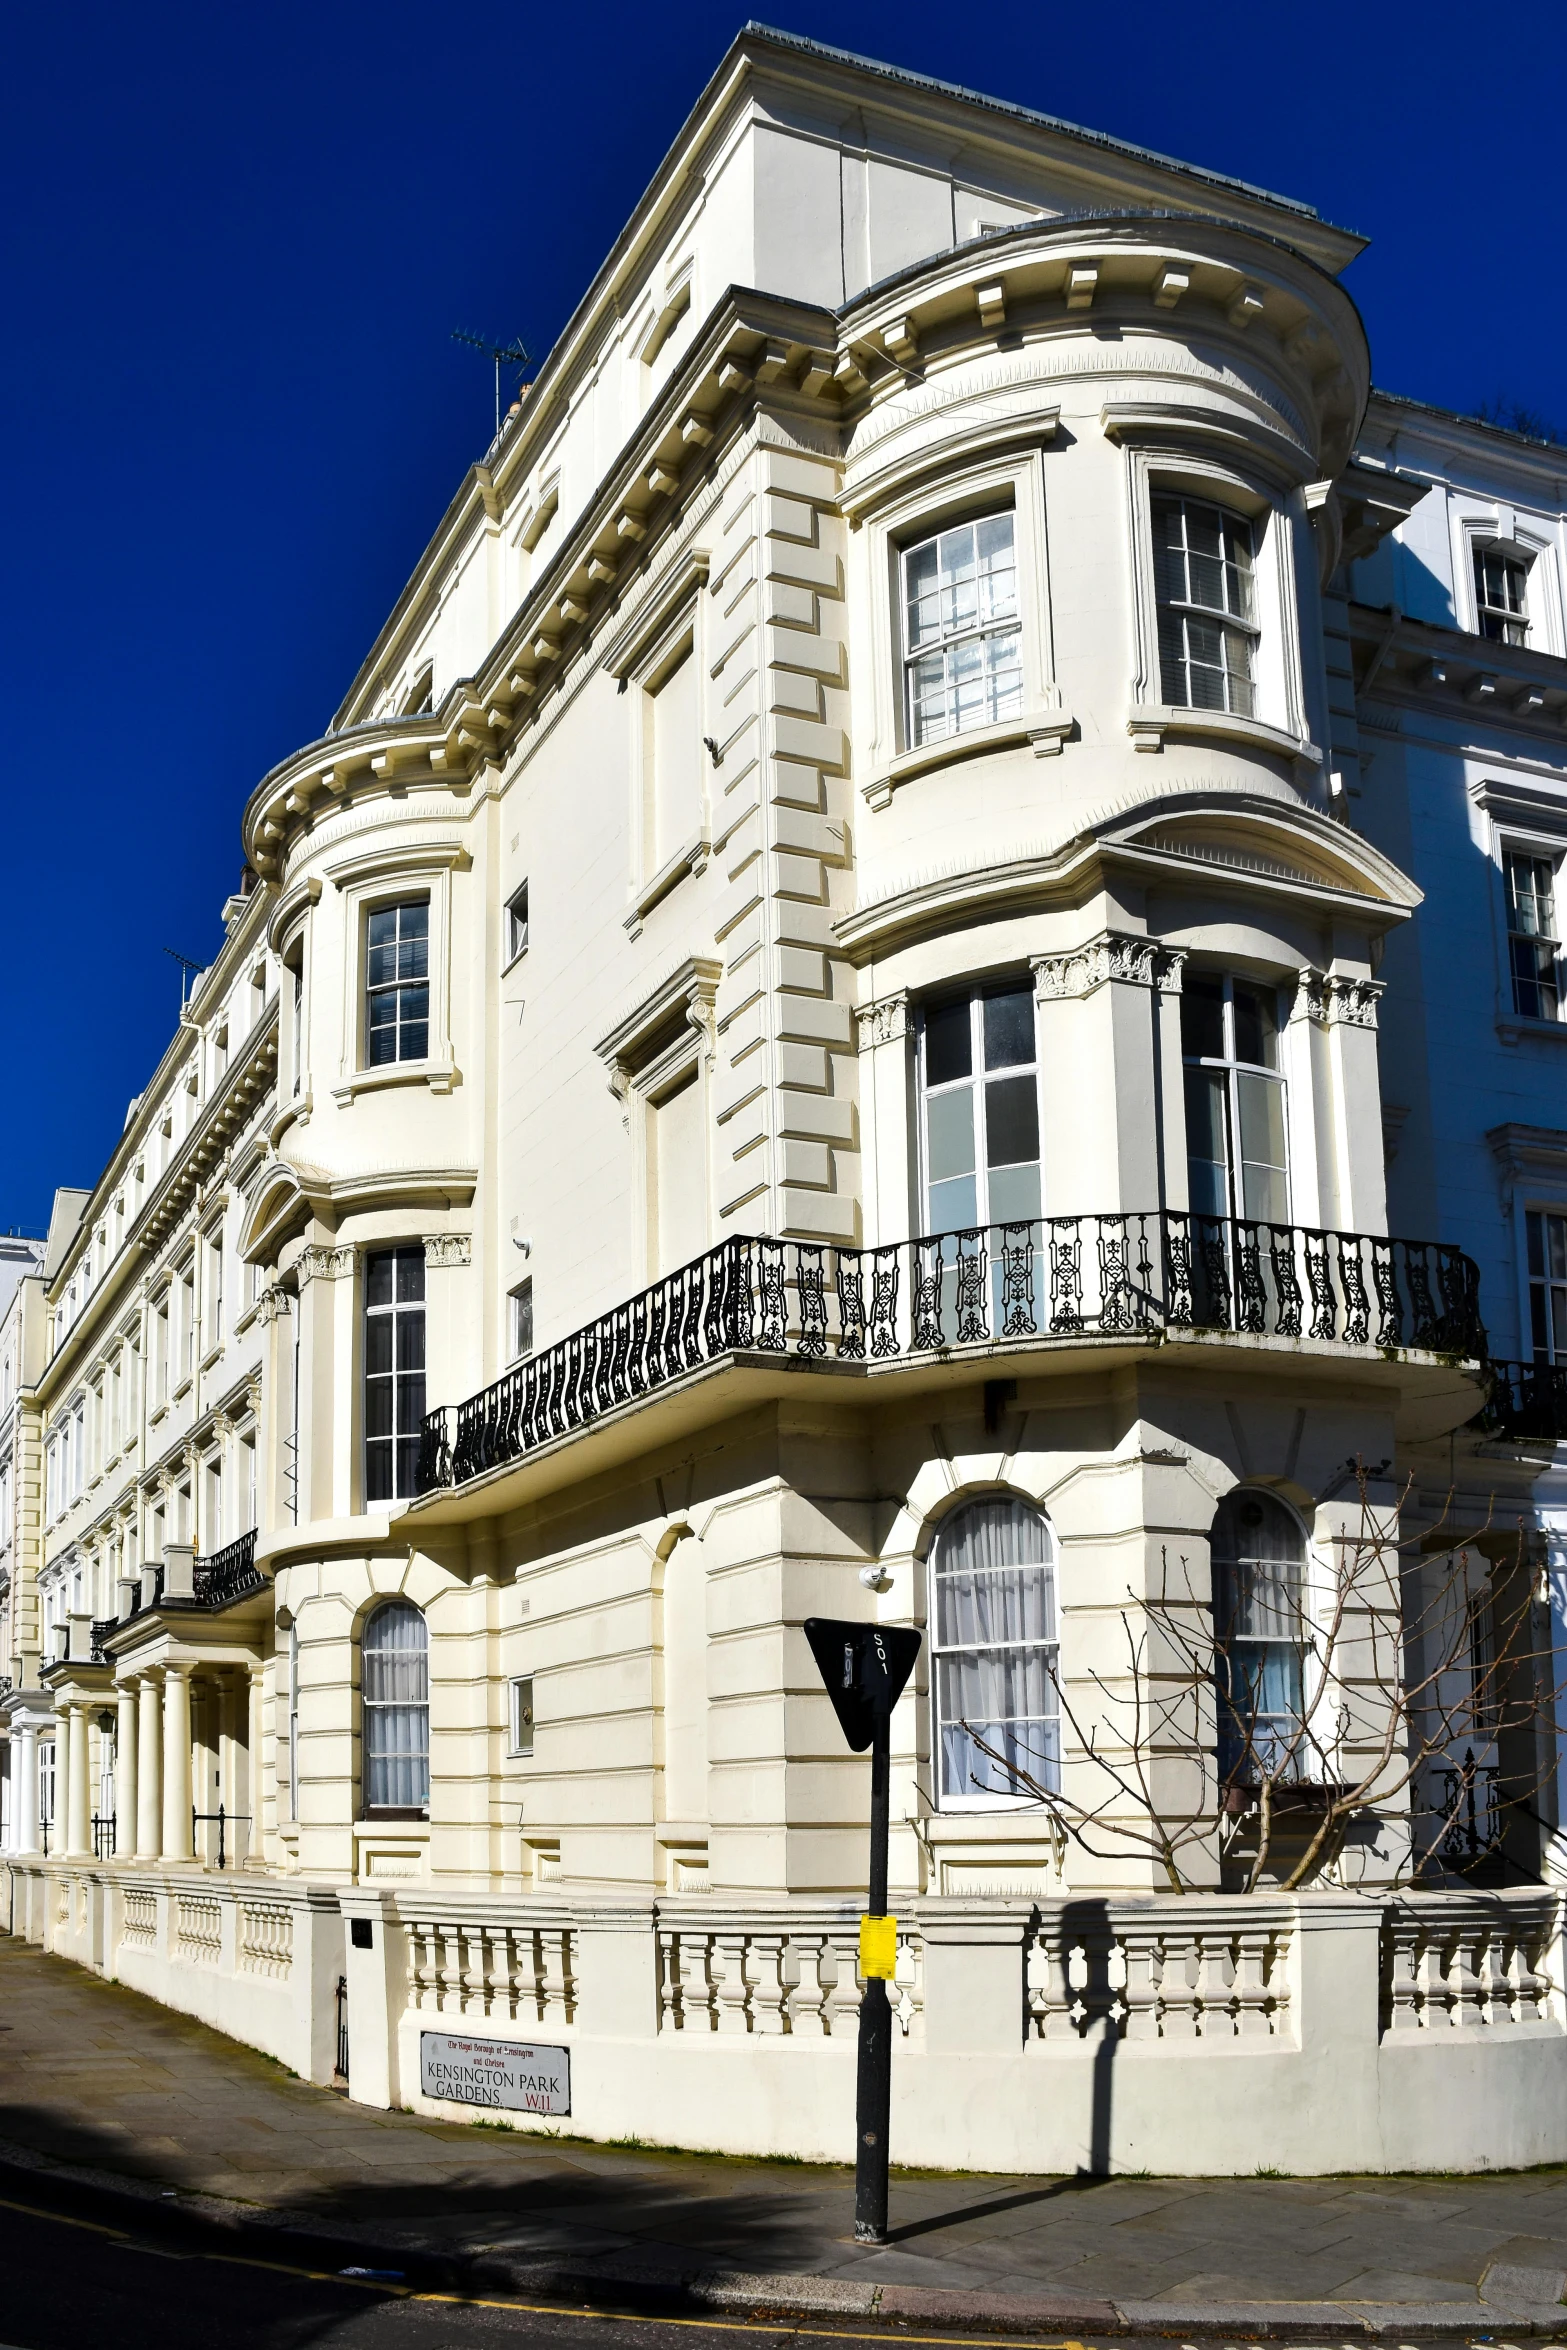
[4,1933,1567,2337]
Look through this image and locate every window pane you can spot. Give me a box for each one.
[1185,1066,1230,1217]
[985,1074,1039,1169]
[366,1253,396,1309]
[987,1161,1041,1224]
[1232,983,1279,1070]
[1181,974,1226,1061]
[925,1000,973,1086]
[926,1088,976,1184]
[929,1174,980,1234]
[983,987,1035,1070]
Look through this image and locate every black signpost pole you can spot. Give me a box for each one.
[854,1696,893,2243]
[802,1616,919,2251]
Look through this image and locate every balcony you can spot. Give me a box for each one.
[1482,1360,1567,1445]
[416,1214,1483,1499]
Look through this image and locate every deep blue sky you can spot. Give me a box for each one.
[4,0,1562,1234]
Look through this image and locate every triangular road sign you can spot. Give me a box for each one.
[804,1617,922,1752]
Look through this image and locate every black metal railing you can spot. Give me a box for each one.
[89,1619,117,1665]
[418,1215,1483,1494]
[191,1528,264,1609]
[335,1975,350,2083]
[1484,1359,1567,1443]
[1437,1747,1504,1866]
[192,1804,250,1870]
[92,1813,115,1860]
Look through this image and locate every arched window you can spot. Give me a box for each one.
[1211,1489,1308,1781]
[362,1601,429,1813]
[931,1495,1058,1806]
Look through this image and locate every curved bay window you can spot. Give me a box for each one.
[1212,1489,1309,1782]
[1182,970,1288,1225]
[362,1600,429,1814]
[932,1495,1059,1806]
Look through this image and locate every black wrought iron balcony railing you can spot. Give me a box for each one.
[190,1528,264,1609]
[417,1213,1483,1496]
[1484,1359,1567,1444]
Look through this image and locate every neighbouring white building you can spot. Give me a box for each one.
[6,27,1567,2176]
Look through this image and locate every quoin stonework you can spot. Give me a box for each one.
[5,27,1567,2176]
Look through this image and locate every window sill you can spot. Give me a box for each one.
[1498,1015,1567,1045]
[863,705,1074,811]
[199,1345,223,1376]
[501,943,530,978]
[331,1058,458,1106]
[1127,703,1321,770]
[171,1379,193,1406]
[356,1809,429,1824]
[624,831,710,936]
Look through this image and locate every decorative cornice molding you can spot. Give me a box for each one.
[1032,933,1186,1001]
[422,1233,472,1269]
[297,1244,354,1286]
[1294,968,1383,1029]
[595,956,723,1094]
[854,991,911,1051]
[1488,1122,1567,1213]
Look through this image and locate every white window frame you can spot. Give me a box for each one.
[915,979,1044,1239]
[504,880,530,969]
[326,843,466,1103]
[363,896,431,1070]
[1502,845,1564,1024]
[363,1244,427,1506]
[900,510,1025,752]
[508,1277,534,1363]
[852,444,1068,811]
[1473,541,1531,647]
[1180,969,1292,1226]
[1455,507,1565,657]
[1111,426,1316,765]
[929,1494,1060,1814]
[509,1674,535,1758]
[1151,491,1260,718]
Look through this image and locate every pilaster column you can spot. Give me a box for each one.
[115,1686,138,1860]
[162,1665,193,1861]
[135,1676,162,1859]
[13,1718,39,1855]
[66,1702,91,1858]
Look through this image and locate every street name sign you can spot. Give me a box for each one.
[420,2030,571,2113]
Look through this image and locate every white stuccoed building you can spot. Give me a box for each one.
[6,27,1567,2175]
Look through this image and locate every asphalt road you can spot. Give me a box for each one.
[0,2167,1512,2350]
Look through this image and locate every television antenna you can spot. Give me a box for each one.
[451,329,532,437]
[162,947,203,1008]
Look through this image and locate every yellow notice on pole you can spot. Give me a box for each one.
[859,1914,897,1979]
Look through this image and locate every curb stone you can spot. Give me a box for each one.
[1,2140,1565,2338]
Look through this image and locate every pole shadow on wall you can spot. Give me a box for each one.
[1057,1897,1117,2178]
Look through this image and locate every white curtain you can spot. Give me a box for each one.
[363,1600,429,1810]
[933,1494,1058,1800]
[1211,1489,1306,1774]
